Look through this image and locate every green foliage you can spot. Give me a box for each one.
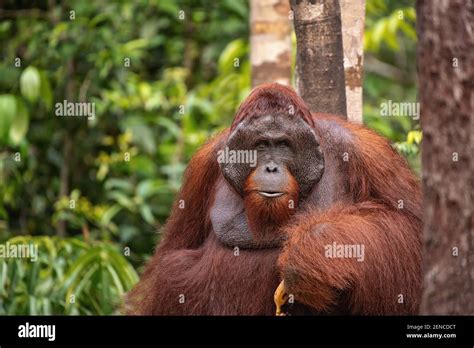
[393,130,422,174]
[0,95,17,142]
[364,0,420,171]
[0,0,250,315]
[0,0,250,246]
[0,0,419,315]
[365,5,416,52]
[0,236,137,315]
[20,66,41,103]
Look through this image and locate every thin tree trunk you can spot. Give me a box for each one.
[57,58,75,237]
[340,0,365,123]
[418,0,474,314]
[291,0,347,117]
[250,0,292,87]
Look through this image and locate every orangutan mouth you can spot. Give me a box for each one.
[259,191,284,198]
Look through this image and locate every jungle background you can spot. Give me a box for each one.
[0,0,419,314]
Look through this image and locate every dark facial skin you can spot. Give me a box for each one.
[222,112,324,199]
[250,159,290,198]
[212,113,325,248]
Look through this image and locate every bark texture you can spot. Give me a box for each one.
[340,0,365,123]
[291,0,347,117]
[418,0,474,314]
[250,0,292,87]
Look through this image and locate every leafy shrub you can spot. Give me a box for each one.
[0,236,138,315]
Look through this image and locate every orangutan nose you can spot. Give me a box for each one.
[265,162,279,173]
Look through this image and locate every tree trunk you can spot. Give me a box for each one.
[57,58,76,238]
[340,0,365,123]
[418,0,474,314]
[250,0,292,87]
[291,0,347,117]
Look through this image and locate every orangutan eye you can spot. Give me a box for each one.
[255,140,270,149]
[277,139,291,148]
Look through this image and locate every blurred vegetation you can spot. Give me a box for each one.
[364,0,421,171]
[0,236,137,314]
[0,0,419,314]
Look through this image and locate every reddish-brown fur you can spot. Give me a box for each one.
[244,168,299,242]
[126,83,422,315]
[231,83,315,130]
[125,130,282,315]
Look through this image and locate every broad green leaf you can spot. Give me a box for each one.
[29,296,37,315]
[372,19,387,48]
[42,298,52,315]
[385,15,400,50]
[106,264,125,295]
[399,21,417,41]
[157,116,181,139]
[156,0,180,16]
[139,204,155,225]
[107,191,135,210]
[130,124,156,154]
[0,94,16,141]
[20,66,41,102]
[101,204,122,226]
[100,263,111,313]
[122,38,149,53]
[27,259,40,295]
[69,263,98,301]
[136,179,163,199]
[405,7,416,21]
[0,260,7,296]
[61,248,101,292]
[97,163,109,181]
[9,98,29,145]
[106,248,139,287]
[104,178,134,193]
[218,39,246,73]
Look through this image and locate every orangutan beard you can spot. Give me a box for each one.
[243,172,299,244]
